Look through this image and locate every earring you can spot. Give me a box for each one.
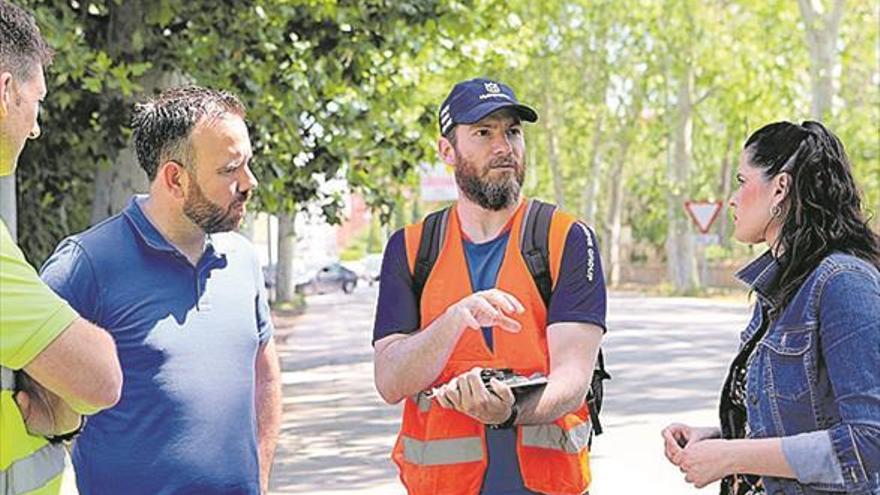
[770,204,781,217]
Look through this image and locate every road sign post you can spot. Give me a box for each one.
[695,233,720,246]
[684,201,723,288]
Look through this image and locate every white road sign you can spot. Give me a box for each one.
[684,201,723,234]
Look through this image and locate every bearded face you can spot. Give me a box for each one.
[182,172,250,234]
[453,149,525,211]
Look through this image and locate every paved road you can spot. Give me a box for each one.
[268,286,751,495]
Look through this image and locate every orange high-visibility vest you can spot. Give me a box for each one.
[393,199,592,495]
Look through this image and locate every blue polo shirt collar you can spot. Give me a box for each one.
[735,250,781,307]
[122,195,225,268]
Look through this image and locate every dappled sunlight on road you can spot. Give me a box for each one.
[268,288,753,494]
[270,288,406,495]
[589,294,750,494]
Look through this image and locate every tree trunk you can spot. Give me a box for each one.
[238,211,256,241]
[90,1,190,224]
[0,173,16,239]
[605,80,644,287]
[717,133,735,248]
[275,212,297,303]
[392,200,406,231]
[797,0,845,120]
[582,115,604,224]
[666,66,699,292]
[606,149,626,287]
[410,195,422,223]
[366,216,379,253]
[90,147,151,223]
[90,69,191,224]
[541,68,566,210]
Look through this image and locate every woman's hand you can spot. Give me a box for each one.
[661,423,720,463]
[673,439,735,488]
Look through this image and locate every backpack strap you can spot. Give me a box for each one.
[521,200,609,439]
[411,207,451,314]
[519,199,556,307]
[410,201,609,439]
[587,351,611,438]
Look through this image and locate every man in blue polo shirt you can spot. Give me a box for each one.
[40,86,282,495]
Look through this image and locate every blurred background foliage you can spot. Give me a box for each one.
[8,0,877,292]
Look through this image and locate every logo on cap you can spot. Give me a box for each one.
[438,78,538,134]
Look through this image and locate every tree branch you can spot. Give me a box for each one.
[694,85,718,107]
[796,0,819,34]
[829,0,846,36]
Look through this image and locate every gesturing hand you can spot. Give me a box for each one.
[447,289,525,333]
[434,367,515,425]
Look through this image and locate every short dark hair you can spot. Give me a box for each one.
[0,0,53,80]
[131,86,246,181]
[442,126,457,147]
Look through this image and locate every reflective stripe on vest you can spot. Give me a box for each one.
[402,436,483,466]
[521,420,592,454]
[1,367,14,391]
[0,441,65,495]
[396,201,590,495]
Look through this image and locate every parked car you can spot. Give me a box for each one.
[262,263,277,290]
[262,263,315,290]
[295,263,358,295]
[360,253,383,286]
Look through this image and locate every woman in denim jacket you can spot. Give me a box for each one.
[662,121,880,494]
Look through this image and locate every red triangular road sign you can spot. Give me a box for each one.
[684,201,723,234]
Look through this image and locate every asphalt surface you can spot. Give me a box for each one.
[268,286,751,495]
[58,284,751,494]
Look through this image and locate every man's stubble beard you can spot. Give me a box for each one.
[182,176,249,234]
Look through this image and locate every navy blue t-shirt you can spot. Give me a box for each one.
[373,220,606,495]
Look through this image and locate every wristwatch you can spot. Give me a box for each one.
[47,416,86,444]
[489,402,519,430]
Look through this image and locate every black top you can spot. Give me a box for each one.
[718,304,770,495]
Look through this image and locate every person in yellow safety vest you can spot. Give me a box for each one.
[373,78,607,495]
[0,2,122,494]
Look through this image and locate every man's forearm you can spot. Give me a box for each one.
[255,342,282,493]
[515,366,591,425]
[374,309,466,404]
[256,377,281,492]
[23,318,122,414]
[515,323,602,425]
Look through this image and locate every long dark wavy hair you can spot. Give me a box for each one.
[744,120,880,311]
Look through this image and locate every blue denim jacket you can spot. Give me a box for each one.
[735,251,880,494]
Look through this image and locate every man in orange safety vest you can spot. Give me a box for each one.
[372,78,607,495]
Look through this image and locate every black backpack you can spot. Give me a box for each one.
[410,199,610,438]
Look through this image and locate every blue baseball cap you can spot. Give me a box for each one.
[439,78,538,135]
